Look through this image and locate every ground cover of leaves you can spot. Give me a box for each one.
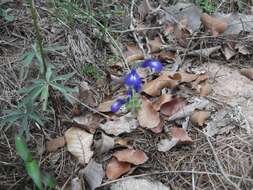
[1,0,253,190]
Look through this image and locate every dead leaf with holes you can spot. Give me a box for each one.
[190,111,210,127]
[201,13,228,36]
[65,127,94,165]
[152,94,172,111]
[99,113,138,136]
[142,73,178,96]
[160,97,186,117]
[106,157,131,180]
[138,97,160,129]
[113,149,148,165]
[46,136,66,152]
[240,68,253,80]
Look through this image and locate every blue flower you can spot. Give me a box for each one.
[124,69,142,92]
[141,59,163,72]
[111,99,127,113]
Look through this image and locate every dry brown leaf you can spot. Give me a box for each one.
[178,72,198,83]
[138,97,160,129]
[94,132,115,155]
[153,50,176,62]
[124,44,144,62]
[110,178,169,190]
[152,94,172,111]
[188,46,221,58]
[190,111,210,127]
[240,68,253,80]
[73,114,102,133]
[142,73,178,96]
[106,157,131,180]
[148,37,163,52]
[192,74,209,88]
[223,45,236,60]
[200,82,210,96]
[115,138,129,146]
[46,136,66,152]
[65,127,94,165]
[100,113,138,136]
[201,13,228,36]
[171,127,193,144]
[149,119,164,134]
[113,149,148,165]
[97,100,115,112]
[160,97,186,117]
[81,159,104,190]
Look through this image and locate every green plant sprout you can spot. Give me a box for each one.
[15,135,56,189]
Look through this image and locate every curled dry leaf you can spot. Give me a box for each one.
[46,136,66,152]
[190,111,210,127]
[65,127,94,165]
[106,157,131,180]
[138,97,160,129]
[100,113,138,136]
[240,68,253,80]
[124,44,144,62]
[201,13,228,36]
[113,149,148,165]
[223,45,236,60]
[142,73,178,96]
[149,119,164,134]
[97,100,115,112]
[171,127,193,144]
[94,132,115,155]
[152,94,172,111]
[160,97,186,117]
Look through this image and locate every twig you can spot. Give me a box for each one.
[98,170,253,188]
[66,94,111,119]
[197,128,242,190]
[130,0,147,58]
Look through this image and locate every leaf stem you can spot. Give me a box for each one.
[26,0,47,77]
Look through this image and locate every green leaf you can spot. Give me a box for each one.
[46,65,53,82]
[50,83,77,94]
[29,113,44,126]
[41,171,56,188]
[40,85,49,111]
[51,72,75,82]
[15,135,33,162]
[0,8,14,22]
[22,52,35,65]
[25,160,42,190]
[44,46,66,52]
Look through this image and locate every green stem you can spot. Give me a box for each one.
[26,0,47,77]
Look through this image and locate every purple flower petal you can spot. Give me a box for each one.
[111,99,126,112]
[141,59,163,72]
[124,69,142,92]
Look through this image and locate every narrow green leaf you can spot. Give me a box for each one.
[40,85,49,111]
[46,65,53,82]
[44,46,65,52]
[15,135,33,162]
[41,171,56,188]
[29,113,44,126]
[25,160,42,190]
[21,52,35,66]
[51,72,75,82]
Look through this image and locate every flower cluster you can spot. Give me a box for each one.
[111,59,163,112]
